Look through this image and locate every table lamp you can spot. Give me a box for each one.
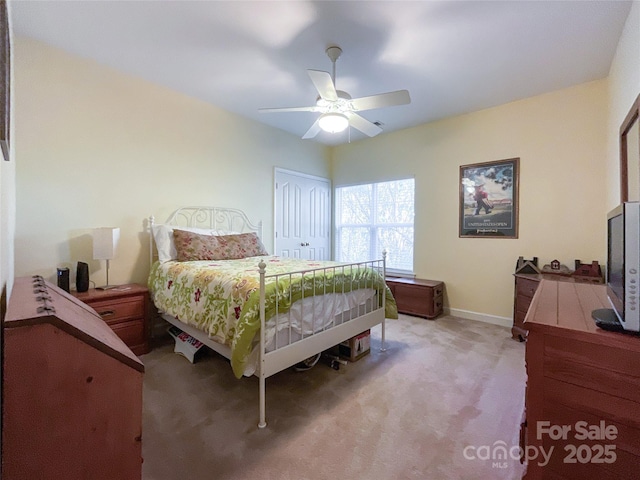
[92,227,120,290]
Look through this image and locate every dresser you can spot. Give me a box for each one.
[522,279,640,479]
[385,277,443,319]
[3,276,144,479]
[73,284,150,355]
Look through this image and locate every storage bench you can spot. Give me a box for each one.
[385,277,444,319]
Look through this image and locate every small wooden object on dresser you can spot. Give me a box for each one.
[73,283,150,355]
[572,259,604,283]
[522,280,640,479]
[3,276,144,480]
[385,277,444,319]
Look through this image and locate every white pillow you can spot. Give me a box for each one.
[151,224,239,263]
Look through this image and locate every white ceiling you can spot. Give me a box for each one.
[10,0,633,146]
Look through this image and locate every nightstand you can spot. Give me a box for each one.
[73,283,150,355]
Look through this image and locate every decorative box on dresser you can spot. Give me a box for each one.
[522,279,640,479]
[385,277,443,319]
[73,283,150,355]
[2,276,144,479]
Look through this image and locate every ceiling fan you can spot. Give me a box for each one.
[259,46,411,139]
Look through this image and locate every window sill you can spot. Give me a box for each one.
[385,270,415,279]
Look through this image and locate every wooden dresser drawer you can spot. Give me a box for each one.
[516,277,539,299]
[89,297,145,325]
[514,309,529,328]
[543,334,640,403]
[110,319,145,349]
[512,274,542,341]
[516,294,534,316]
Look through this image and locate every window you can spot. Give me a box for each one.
[335,178,415,273]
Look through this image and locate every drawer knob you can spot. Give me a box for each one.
[98,310,115,318]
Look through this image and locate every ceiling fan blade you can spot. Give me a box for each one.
[307,70,338,102]
[258,105,320,113]
[302,118,322,139]
[345,112,383,137]
[349,90,411,112]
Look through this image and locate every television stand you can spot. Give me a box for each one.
[591,307,624,332]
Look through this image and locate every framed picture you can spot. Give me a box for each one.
[0,0,9,161]
[459,157,520,238]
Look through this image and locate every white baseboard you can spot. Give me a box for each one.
[443,307,512,329]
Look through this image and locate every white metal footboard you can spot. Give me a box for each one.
[256,256,387,428]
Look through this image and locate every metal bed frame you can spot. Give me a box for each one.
[148,206,386,428]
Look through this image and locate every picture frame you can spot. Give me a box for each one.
[459,157,520,238]
[0,0,9,161]
[620,93,639,202]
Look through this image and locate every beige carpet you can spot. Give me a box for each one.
[140,314,526,480]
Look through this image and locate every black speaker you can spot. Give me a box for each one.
[76,262,89,293]
[57,267,70,293]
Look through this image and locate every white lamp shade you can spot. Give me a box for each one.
[318,112,349,133]
[92,227,120,260]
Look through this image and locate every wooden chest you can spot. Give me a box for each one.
[386,277,444,319]
[2,276,144,480]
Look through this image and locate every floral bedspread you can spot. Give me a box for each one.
[148,256,398,378]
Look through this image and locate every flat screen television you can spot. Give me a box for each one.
[593,202,640,333]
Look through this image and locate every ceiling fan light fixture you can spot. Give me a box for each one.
[318,112,349,133]
[258,45,410,140]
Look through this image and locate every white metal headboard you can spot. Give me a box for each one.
[164,206,262,234]
[148,206,263,265]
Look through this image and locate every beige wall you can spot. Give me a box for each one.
[332,80,608,324]
[607,0,640,209]
[14,38,330,287]
[10,2,640,324]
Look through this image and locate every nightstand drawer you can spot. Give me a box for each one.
[90,297,144,325]
[110,319,145,347]
[72,283,150,355]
